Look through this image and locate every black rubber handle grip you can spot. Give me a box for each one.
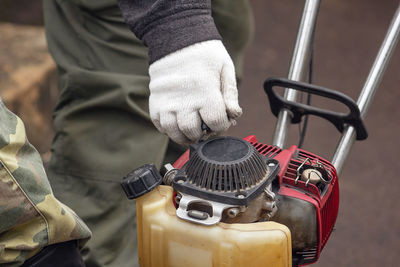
[264,77,367,140]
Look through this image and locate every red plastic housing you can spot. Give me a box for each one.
[173,135,339,266]
[245,135,339,265]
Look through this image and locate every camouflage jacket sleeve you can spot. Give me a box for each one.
[0,100,91,266]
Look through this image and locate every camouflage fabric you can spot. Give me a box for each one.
[0,100,91,267]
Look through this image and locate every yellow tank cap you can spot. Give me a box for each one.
[136,185,292,267]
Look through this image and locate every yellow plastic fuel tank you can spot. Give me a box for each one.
[136,186,292,267]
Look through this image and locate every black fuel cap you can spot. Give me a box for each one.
[121,164,163,199]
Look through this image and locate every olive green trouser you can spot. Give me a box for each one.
[43,1,253,266]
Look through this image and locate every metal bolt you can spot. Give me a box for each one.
[268,162,276,167]
[161,163,174,175]
[162,163,178,185]
[227,208,240,218]
[175,194,182,204]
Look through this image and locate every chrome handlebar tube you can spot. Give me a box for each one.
[332,5,400,174]
[272,1,400,175]
[272,0,321,148]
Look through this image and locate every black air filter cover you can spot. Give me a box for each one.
[172,137,279,205]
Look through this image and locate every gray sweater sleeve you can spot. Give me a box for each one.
[117,0,222,63]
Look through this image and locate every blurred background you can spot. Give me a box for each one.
[0,0,399,266]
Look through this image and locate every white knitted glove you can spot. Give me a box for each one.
[149,40,242,145]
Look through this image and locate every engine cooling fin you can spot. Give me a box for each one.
[172,137,279,205]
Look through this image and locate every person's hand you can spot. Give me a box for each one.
[148,40,242,145]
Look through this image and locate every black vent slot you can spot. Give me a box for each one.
[293,247,318,265]
[251,142,282,158]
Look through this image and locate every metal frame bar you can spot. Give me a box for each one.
[272,0,320,148]
[272,1,400,175]
[332,4,400,174]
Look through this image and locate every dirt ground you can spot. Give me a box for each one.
[1,0,399,266]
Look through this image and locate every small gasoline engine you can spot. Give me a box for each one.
[122,134,339,267]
